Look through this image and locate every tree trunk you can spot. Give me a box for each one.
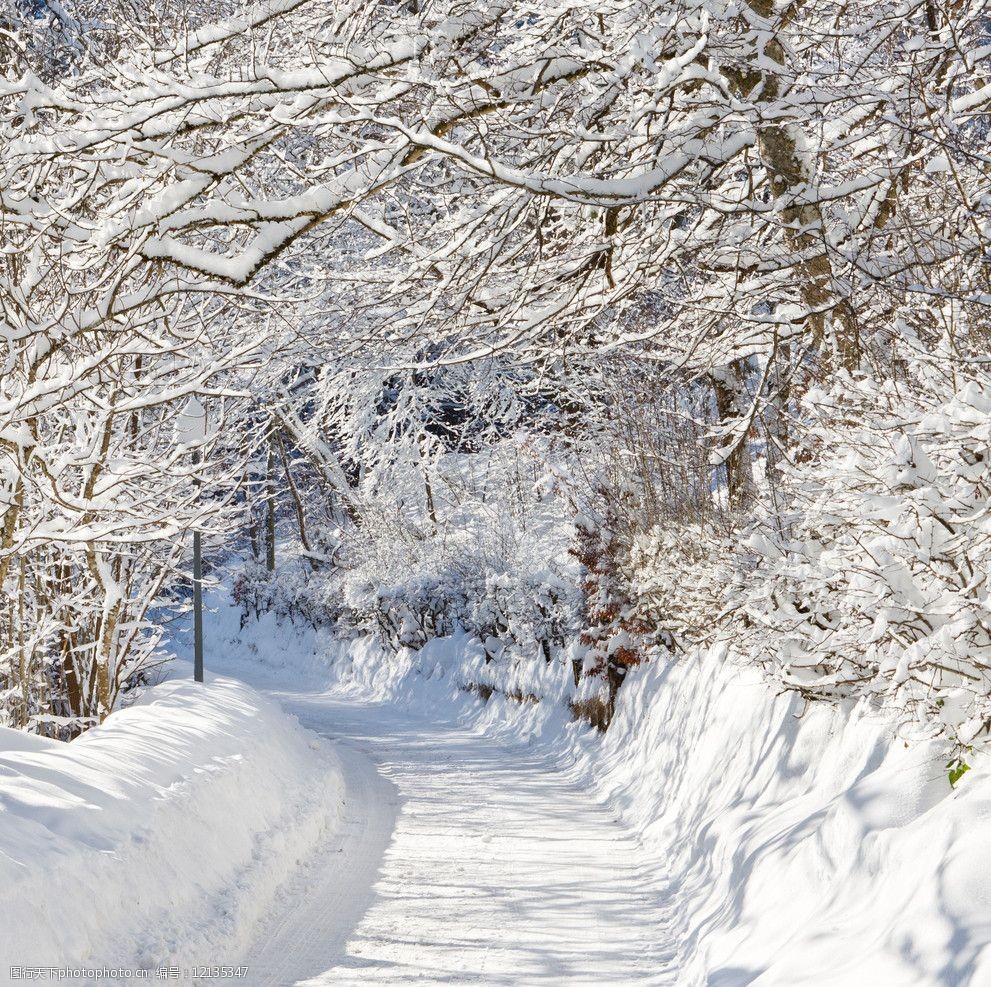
[711,361,756,510]
[266,436,277,573]
[275,429,312,557]
[724,3,861,374]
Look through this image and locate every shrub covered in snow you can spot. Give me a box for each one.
[235,436,585,704]
[731,371,991,749]
[628,522,734,649]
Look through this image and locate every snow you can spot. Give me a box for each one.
[4,584,990,985]
[584,650,991,986]
[232,692,665,985]
[362,111,758,206]
[211,603,991,987]
[174,395,208,445]
[0,667,343,981]
[4,0,990,980]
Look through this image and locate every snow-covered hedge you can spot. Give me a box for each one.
[627,521,733,647]
[733,373,991,750]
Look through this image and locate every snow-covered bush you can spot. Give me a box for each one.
[629,523,734,649]
[732,371,991,749]
[235,433,585,703]
[232,562,342,631]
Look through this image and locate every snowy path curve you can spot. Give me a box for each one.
[232,688,669,986]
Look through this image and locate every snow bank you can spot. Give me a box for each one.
[0,667,343,981]
[586,649,991,986]
[291,625,991,986]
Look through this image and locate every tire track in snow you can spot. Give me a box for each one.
[232,692,669,986]
[235,735,401,987]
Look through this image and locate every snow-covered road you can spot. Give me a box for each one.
[233,688,668,986]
